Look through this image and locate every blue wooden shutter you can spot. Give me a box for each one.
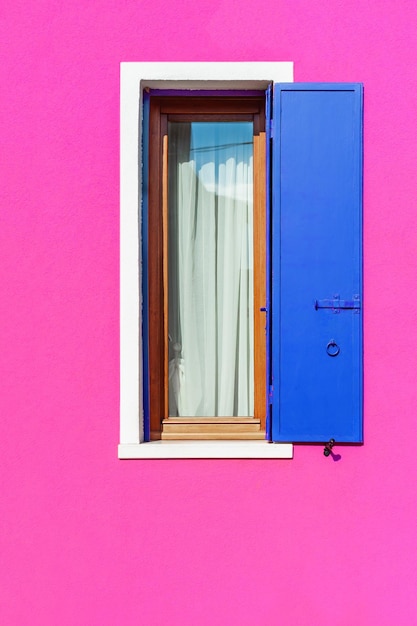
[265,83,273,441]
[271,84,363,443]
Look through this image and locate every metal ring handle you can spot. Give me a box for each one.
[326,340,340,357]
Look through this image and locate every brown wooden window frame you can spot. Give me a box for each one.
[147,94,266,440]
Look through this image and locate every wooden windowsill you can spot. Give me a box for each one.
[162,417,260,423]
[161,417,264,440]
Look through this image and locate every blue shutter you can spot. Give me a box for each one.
[265,84,273,441]
[271,84,363,443]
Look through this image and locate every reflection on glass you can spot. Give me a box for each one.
[168,122,254,417]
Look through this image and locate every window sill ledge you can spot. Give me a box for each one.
[118,441,293,459]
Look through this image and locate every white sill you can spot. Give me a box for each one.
[118,441,293,459]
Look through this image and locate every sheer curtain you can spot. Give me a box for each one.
[168,122,254,417]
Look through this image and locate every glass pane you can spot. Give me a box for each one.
[168,121,254,417]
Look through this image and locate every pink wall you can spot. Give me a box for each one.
[2,1,417,624]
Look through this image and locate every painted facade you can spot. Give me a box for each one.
[2,1,417,624]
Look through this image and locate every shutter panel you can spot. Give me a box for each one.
[271,84,363,443]
[265,83,273,441]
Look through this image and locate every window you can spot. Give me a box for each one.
[147,95,267,441]
[119,63,363,459]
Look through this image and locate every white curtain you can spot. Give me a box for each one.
[168,122,254,417]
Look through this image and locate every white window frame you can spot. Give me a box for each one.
[119,62,294,459]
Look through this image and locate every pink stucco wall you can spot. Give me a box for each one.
[2,1,417,624]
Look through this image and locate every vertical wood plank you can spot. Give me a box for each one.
[253,124,267,429]
[162,132,169,419]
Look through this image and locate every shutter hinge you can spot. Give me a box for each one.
[269,119,274,138]
[268,385,274,405]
